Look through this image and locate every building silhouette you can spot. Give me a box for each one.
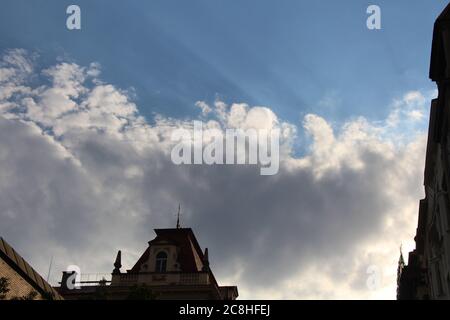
[57,226,238,300]
[397,3,450,300]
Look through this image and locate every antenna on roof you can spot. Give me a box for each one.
[176,203,181,229]
[46,256,54,283]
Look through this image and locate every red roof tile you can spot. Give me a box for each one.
[130,228,205,273]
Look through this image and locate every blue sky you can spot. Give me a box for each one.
[0,0,446,127]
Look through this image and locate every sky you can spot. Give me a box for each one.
[0,0,448,299]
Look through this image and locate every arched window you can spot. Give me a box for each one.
[155,251,167,272]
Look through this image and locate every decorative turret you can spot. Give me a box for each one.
[113,250,122,274]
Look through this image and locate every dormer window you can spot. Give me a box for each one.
[155,251,167,272]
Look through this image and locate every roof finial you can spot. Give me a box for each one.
[113,250,122,274]
[176,204,181,229]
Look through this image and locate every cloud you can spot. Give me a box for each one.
[195,101,212,116]
[0,49,433,299]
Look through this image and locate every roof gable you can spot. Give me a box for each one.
[130,228,205,273]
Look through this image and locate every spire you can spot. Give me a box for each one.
[113,250,122,274]
[398,244,405,267]
[176,204,181,229]
[396,244,405,299]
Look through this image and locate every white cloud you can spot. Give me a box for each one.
[386,90,436,131]
[195,101,212,115]
[0,49,431,299]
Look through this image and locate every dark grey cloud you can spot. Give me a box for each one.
[0,49,429,298]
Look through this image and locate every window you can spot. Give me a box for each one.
[155,251,167,273]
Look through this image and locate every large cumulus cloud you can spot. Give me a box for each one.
[0,49,434,299]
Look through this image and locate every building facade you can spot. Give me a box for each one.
[57,227,238,300]
[0,237,63,300]
[397,4,450,300]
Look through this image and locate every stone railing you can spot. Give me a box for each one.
[111,272,210,286]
